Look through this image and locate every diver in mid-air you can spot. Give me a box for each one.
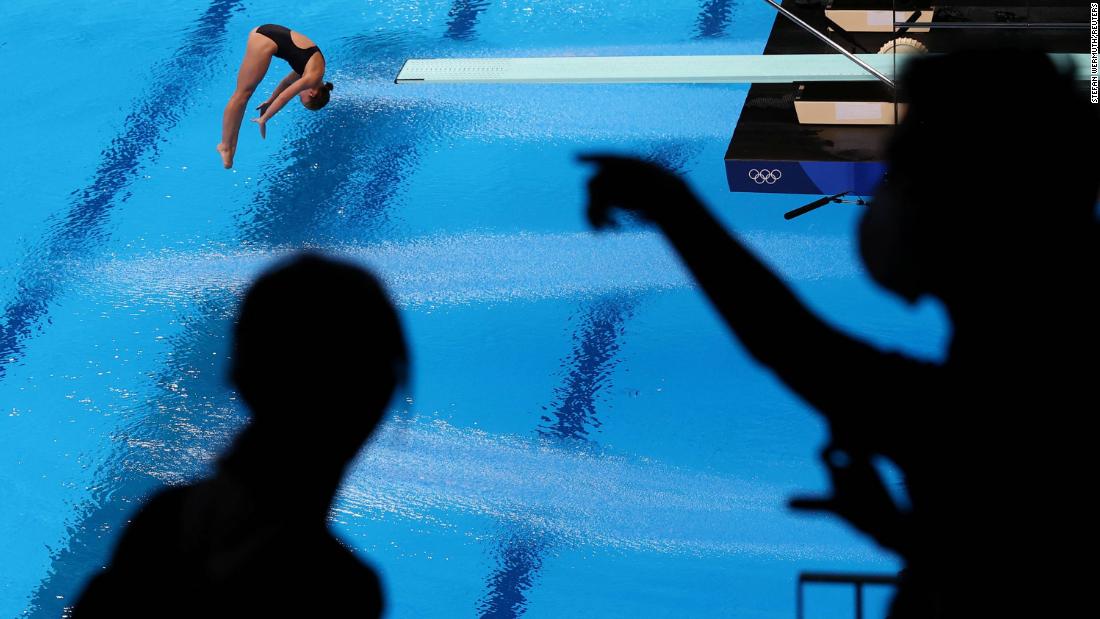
[217,25,333,168]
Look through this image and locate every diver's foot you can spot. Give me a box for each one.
[216,143,233,169]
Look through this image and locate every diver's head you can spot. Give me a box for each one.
[860,48,1099,305]
[230,253,408,459]
[300,81,334,110]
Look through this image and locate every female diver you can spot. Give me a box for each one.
[217,24,333,168]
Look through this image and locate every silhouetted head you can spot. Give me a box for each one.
[300,81,333,110]
[861,49,1099,305]
[230,253,407,461]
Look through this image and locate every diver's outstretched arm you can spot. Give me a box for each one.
[581,155,931,446]
[250,75,316,138]
[257,71,301,117]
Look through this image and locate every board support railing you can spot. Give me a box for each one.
[761,0,896,89]
[796,572,900,619]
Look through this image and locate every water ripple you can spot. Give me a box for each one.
[342,418,884,562]
[81,230,855,309]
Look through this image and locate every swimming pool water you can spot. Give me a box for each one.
[0,1,950,617]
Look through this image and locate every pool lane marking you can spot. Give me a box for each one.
[19,2,246,616]
[475,147,694,618]
[234,96,428,246]
[445,0,492,42]
[695,0,738,39]
[478,295,636,618]
[538,297,637,441]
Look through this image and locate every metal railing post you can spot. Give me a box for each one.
[797,572,899,619]
[761,0,896,89]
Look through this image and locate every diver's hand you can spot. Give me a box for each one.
[251,117,266,139]
[578,154,699,230]
[256,100,272,117]
[790,446,908,553]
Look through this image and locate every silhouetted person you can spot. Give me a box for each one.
[74,254,407,617]
[581,49,1098,618]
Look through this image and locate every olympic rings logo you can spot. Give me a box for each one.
[748,168,782,184]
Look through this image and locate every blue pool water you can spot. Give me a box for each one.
[0,1,950,617]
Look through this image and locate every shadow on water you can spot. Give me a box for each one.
[0,0,245,382]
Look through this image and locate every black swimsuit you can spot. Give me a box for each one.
[256,24,321,75]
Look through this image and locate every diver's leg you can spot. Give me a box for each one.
[218,31,273,168]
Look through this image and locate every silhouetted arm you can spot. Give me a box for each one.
[582,155,932,447]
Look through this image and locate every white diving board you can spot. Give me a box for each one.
[395,53,1093,85]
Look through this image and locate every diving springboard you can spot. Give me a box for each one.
[395,53,1093,85]
[396,54,917,84]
